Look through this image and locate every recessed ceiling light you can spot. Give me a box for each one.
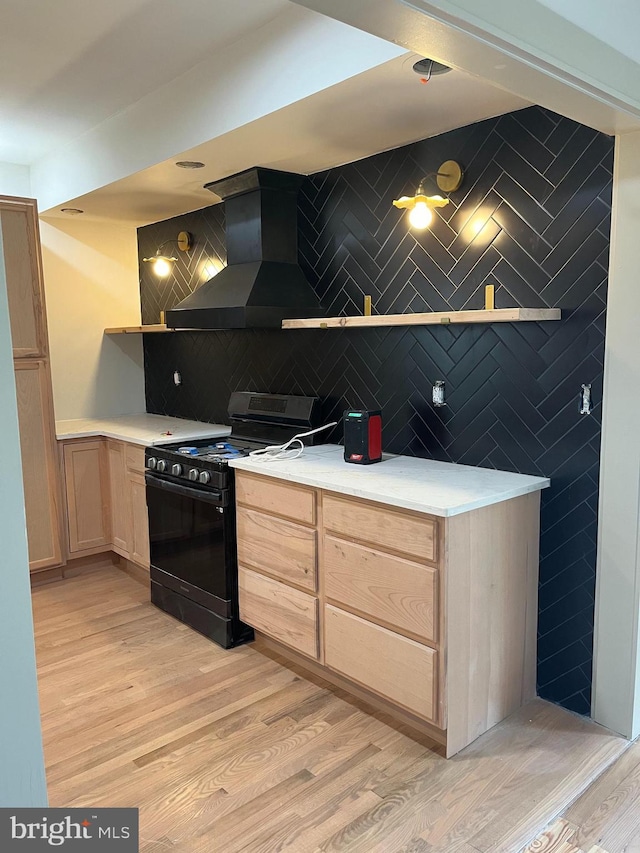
[60,208,84,215]
[175,161,205,169]
[412,58,451,78]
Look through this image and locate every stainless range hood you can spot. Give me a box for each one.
[165,167,323,330]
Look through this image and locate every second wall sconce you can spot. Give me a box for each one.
[393,160,464,230]
[143,231,192,277]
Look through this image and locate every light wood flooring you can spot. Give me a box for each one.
[32,566,639,853]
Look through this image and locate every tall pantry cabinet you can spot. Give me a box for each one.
[1,196,63,572]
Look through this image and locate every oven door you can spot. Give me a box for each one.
[145,473,235,616]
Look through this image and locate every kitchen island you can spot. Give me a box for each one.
[230,445,549,756]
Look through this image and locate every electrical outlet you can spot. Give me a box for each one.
[580,383,591,415]
[432,380,446,407]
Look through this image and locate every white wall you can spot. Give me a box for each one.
[0,161,31,197]
[39,218,145,420]
[0,223,48,806]
[592,131,640,740]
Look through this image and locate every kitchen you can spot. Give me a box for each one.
[1,0,640,848]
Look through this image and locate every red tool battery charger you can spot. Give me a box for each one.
[343,409,382,464]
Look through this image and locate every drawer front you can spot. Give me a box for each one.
[125,443,146,473]
[324,605,438,722]
[324,536,438,643]
[239,567,318,659]
[236,472,315,525]
[237,507,317,591]
[323,494,438,564]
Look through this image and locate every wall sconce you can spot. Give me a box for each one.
[143,231,192,277]
[393,160,464,230]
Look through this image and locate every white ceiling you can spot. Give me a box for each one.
[50,54,528,225]
[0,0,288,163]
[3,0,528,224]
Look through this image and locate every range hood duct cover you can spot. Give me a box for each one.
[165,167,323,329]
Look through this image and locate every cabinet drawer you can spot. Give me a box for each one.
[323,494,438,564]
[236,472,315,525]
[237,507,317,591]
[324,605,438,722]
[239,567,318,659]
[324,536,438,643]
[125,443,146,474]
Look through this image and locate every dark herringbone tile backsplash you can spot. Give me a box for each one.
[140,106,613,715]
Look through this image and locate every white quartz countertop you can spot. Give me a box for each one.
[56,414,231,446]
[229,444,550,517]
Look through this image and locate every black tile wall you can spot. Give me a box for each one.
[140,106,613,715]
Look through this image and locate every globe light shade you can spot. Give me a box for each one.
[409,202,433,230]
[152,257,173,278]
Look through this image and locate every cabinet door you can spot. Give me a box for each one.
[0,199,47,358]
[107,440,131,556]
[128,471,150,569]
[14,360,62,571]
[63,440,110,553]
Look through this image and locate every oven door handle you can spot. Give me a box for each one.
[145,473,227,506]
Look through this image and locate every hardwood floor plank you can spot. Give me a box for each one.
[569,758,640,852]
[34,568,635,853]
[521,818,579,852]
[564,742,640,827]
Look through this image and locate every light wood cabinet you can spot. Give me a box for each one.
[62,440,109,553]
[324,535,438,643]
[235,469,540,756]
[237,507,317,591]
[1,199,47,358]
[107,440,130,556]
[236,474,315,524]
[3,195,63,574]
[14,360,63,571]
[323,493,438,563]
[239,567,318,659]
[60,437,149,570]
[236,473,320,658]
[129,471,150,568]
[324,604,437,721]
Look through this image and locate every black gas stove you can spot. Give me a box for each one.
[144,392,320,648]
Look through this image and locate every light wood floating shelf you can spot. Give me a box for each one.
[282,308,561,330]
[104,325,175,334]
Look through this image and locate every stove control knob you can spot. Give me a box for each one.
[156,459,168,473]
[199,470,211,485]
[188,468,199,481]
[171,463,183,477]
[147,457,157,470]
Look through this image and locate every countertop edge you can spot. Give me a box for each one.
[228,457,550,517]
[56,422,231,446]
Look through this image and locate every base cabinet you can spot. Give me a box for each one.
[235,470,540,757]
[61,438,149,569]
[63,440,109,553]
[129,471,150,568]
